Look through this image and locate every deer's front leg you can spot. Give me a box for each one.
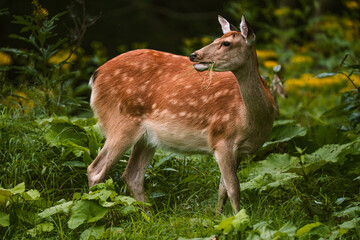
[216,176,228,214]
[214,140,241,213]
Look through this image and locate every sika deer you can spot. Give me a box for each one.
[88,15,276,213]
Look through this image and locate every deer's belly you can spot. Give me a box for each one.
[143,120,210,154]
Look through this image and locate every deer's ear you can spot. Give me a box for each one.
[240,15,256,44]
[218,15,231,34]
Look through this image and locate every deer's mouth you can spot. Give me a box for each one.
[193,62,212,72]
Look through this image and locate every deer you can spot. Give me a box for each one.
[87,15,276,214]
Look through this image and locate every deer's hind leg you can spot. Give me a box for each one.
[87,120,145,188]
[122,138,156,202]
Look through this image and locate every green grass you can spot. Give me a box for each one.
[1,84,360,239]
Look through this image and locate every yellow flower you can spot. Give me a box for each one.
[201,37,212,46]
[263,60,278,69]
[345,1,360,9]
[48,50,77,65]
[48,49,77,72]
[0,51,12,65]
[3,91,34,114]
[256,50,278,60]
[32,0,49,20]
[290,55,313,65]
[285,73,360,93]
[274,7,291,17]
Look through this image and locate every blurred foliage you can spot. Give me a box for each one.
[0,1,360,238]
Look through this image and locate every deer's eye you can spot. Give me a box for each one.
[222,41,231,47]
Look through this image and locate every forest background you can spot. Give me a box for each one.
[0,0,359,239]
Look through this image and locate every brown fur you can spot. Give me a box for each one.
[88,16,276,214]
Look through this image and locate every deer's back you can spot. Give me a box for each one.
[90,49,249,153]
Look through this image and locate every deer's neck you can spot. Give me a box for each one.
[232,53,275,125]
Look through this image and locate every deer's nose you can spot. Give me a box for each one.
[189,52,198,62]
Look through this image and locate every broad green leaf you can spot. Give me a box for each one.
[90,179,115,192]
[38,201,73,218]
[27,222,54,237]
[22,189,40,200]
[306,142,359,164]
[80,225,105,240]
[295,222,322,237]
[44,122,88,148]
[68,200,108,229]
[334,206,360,217]
[120,205,137,215]
[253,221,276,239]
[274,222,297,238]
[10,182,25,194]
[82,189,115,207]
[232,209,250,232]
[255,154,299,174]
[0,190,12,205]
[0,212,9,227]
[338,217,360,229]
[214,216,235,234]
[114,195,137,206]
[263,124,307,148]
[246,232,262,240]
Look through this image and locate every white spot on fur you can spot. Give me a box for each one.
[114,69,121,76]
[200,96,208,103]
[222,114,230,122]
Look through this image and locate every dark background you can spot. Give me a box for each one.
[0,0,346,58]
[0,0,234,57]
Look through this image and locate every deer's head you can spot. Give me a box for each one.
[190,15,256,72]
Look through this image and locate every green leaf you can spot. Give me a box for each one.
[275,222,297,238]
[62,161,87,168]
[27,222,54,237]
[120,205,138,215]
[0,190,12,205]
[22,189,41,201]
[306,142,359,164]
[154,153,175,168]
[68,200,108,229]
[232,209,251,232]
[80,225,105,240]
[179,175,198,185]
[141,211,151,222]
[338,217,360,229]
[114,195,137,206]
[334,206,360,218]
[11,182,25,194]
[314,72,338,78]
[38,201,73,218]
[253,221,277,239]
[263,124,307,148]
[273,65,282,73]
[215,216,235,234]
[82,189,115,207]
[255,153,299,174]
[295,222,322,237]
[0,212,10,227]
